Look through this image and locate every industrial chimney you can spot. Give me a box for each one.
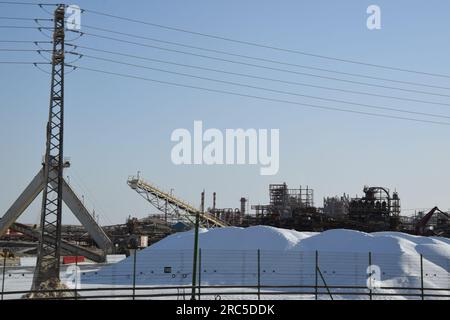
[240,197,247,215]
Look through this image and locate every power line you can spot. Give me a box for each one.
[3,1,450,79]
[81,7,450,79]
[68,64,450,127]
[0,25,53,30]
[0,16,52,21]
[72,31,450,102]
[73,29,450,99]
[0,48,52,52]
[0,1,57,6]
[67,36,450,108]
[76,52,450,120]
[0,40,51,43]
[2,5,450,121]
[76,24,450,91]
[0,61,48,64]
[68,44,450,108]
[33,16,85,42]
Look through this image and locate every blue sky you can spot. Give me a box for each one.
[1,0,450,225]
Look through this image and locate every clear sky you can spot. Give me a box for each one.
[1,0,450,225]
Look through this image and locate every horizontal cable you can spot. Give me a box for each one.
[0,1,57,6]
[71,29,450,98]
[0,61,49,64]
[76,52,450,120]
[0,40,51,43]
[81,7,450,79]
[67,40,450,107]
[70,44,450,108]
[0,48,52,52]
[4,3,450,80]
[0,25,53,30]
[76,24,450,91]
[68,64,450,127]
[0,16,52,21]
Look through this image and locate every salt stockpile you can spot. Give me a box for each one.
[81,226,450,298]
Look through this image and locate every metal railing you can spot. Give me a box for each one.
[1,284,450,300]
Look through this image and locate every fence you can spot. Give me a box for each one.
[1,249,449,300]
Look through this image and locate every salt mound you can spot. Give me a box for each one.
[294,229,402,253]
[82,226,450,297]
[151,225,314,251]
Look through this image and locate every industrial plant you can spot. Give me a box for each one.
[2,177,449,263]
[0,2,449,301]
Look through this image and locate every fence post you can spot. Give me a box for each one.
[1,249,7,301]
[420,254,424,300]
[198,248,202,300]
[191,198,201,300]
[368,251,372,301]
[74,245,78,300]
[315,250,318,300]
[257,249,261,300]
[133,249,137,300]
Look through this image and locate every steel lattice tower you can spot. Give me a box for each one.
[32,4,66,290]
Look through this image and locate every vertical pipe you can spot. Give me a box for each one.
[240,198,246,215]
[1,249,7,301]
[315,250,318,300]
[164,199,168,223]
[368,251,372,301]
[257,249,261,300]
[133,250,137,300]
[420,254,424,300]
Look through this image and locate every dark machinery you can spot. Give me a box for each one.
[249,183,320,230]
[252,183,314,219]
[415,207,450,236]
[348,186,400,231]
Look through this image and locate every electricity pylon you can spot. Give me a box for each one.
[31,4,66,290]
[0,5,114,292]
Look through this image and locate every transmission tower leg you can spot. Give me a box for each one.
[59,179,113,253]
[0,168,113,254]
[0,169,44,236]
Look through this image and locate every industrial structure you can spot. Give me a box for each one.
[31,4,67,290]
[2,177,450,281]
[127,176,228,228]
[414,207,450,236]
[0,5,112,294]
[348,186,401,231]
[0,2,449,302]
[323,194,350,217]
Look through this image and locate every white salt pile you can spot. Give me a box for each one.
[81,226,450,298]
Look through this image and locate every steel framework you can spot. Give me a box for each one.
[127,176,228,228]
[32,5,66,289]
[0,166,113,259]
